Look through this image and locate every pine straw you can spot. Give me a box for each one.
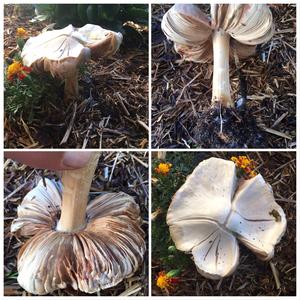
[151,151,296,296]
[152,4,296,148]
[4,151,148,296]
[4,6,148,149]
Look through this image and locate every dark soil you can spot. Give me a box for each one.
[193,106,266,148]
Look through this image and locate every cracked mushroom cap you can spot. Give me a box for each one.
[227,174,287,261]
[167,157,286,279]
[11,178,145,295]
[21,24,122,80]
[161,4,274,62]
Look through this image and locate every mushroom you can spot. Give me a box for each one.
[162,4,274,108]
[11,153,145,295]
[21,24,123,103]
[167,157,286,279]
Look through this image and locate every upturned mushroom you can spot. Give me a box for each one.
[21,24,123,103]
[11,153,145,294]
[167,157,286,279]
[161,4,274,147]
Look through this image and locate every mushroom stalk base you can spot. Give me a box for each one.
[212,29,233,107]
[57,152,100,232]
[64,72,79,103]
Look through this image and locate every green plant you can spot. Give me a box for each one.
[32,4,56,21]
[35,4,148,27]
[5,271,18,280]
[32,4,148,47]
[152,153,202,271]
[4,71,61,122]
[4,27,63,122]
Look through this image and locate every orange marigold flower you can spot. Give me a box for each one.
[7,61,31,81]
[155,163,172,176]
[7,61,23,80]
[156,271,179,290]
[230,156,257,179]
[16,27,27,38]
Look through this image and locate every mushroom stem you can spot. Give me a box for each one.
[64,72,79,103]
[157,151,166,160]
[212,29,233,107]
[57,152,100,232]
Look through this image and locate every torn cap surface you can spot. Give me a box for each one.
[226,175,287,260]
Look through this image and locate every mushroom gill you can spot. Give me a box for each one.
[167,157,286,279]
[11,153,145,295]
[161,4,274,147]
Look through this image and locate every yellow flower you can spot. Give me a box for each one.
[155,163,172,176]
[230,156,257,179]
[231,157,238,163]
[156,271,178,290]
[249,170,257,178]
[7,61,23,80]
[16,27,27,38]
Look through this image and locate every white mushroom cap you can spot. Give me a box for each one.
[11,179,145,295]
[22,25,85,67]
[167,158,238,279]
[226,175,287,260]
[167,157,237,225]
[21,24,123,79]
[169,219,239,279]
[77,24,123,59]
[215,4,274,45]
[162,4,212,63]
[162,4,212,47]
[167,157,286,279]
[161,4,274,62]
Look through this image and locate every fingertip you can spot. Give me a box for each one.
[62,152,92,169]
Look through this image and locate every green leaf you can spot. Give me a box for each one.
[34,4,56,16]
[5,271,18,279]
[16,38,25,50]
[168,245,177,253]
[166,269,181,278]
[123,7,148,24]
[86,4,99,24]
[54,4,78,27]
[23,75,32,84]
[101,20,123,32]
[98,4,120,22]
[77,4,89,24]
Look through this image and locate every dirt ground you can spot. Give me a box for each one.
[151,151,296,296]
[4,152,148,296]
[4,6,148,149]
[152,4,296,149]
